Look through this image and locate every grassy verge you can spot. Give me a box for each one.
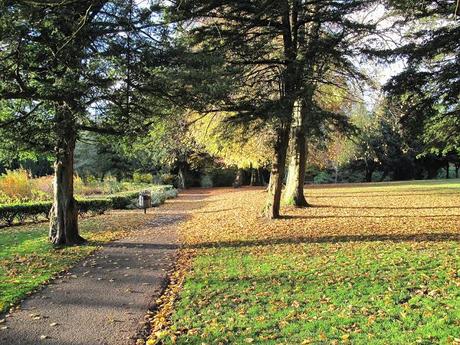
[169,243,459,344]
[147,180,460,345]
[0,210,156,313]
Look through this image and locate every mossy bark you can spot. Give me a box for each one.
[283,5,319,207]
[264,122,291,219]
[177,166,187,189]
[49,104,85,245]
[284,101,309,207]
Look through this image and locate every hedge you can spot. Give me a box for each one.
[0,201,51,226]
[0,185,177,227]
[107,191,140,209]
[77,198,113,216]
[106,185,176,209]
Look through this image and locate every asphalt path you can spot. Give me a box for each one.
[0,191,208,345]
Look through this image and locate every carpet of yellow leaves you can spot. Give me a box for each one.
[181,181,460,246]
[145,180,460,344]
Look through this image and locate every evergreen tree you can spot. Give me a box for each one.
[384,0,459,159]
[169,0,379,218]
[0,1,170,244]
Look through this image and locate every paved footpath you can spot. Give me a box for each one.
[0,190,208,345]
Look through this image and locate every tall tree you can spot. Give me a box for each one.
[0,1,168,244]
[170,0,378,218]
[384,0,459,159]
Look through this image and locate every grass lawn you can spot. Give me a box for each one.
[150,180,460,345]
[0,210,156,314]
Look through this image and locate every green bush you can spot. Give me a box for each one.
[0,201,51,226]
[160,173,176,185]
[0,185,178,226]
[211,168,237,187]
[153,184,174,192]
[133,172,153,184]
[76,198,112,216]
[164,188,178,199]
[107,191,140,209]
[150,189,166,207]
[0,198,112,226]
[313,171,334,184]
[106,185,176,209]
[200,175,213,188]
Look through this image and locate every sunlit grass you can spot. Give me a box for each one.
[0,211,155,313]
[160,180,460,344]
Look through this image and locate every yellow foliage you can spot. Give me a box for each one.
[31,175,53,195]
[190,112,272,169]
[0,169,33,202]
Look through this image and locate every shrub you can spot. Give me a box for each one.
[107,191,140,209]
[105,185,175,209]
[31,175,54,196]
[74,175,104,195]
[133,172,153,184]
[0,184,178,226]
[104,175,123,194]
[153,185,174,192]
[0,169,33,202]
[77,198,112,216]
[0,191,10,204]
[164,189,178,199]
[151,190,167,207]
[200,175,213,188]
[313,171,334,184]
[160,173,176,185]
[211,169,237,187]
[0,201,51,226]
[0,198,112,226]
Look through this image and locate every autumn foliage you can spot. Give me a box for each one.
[146,181,460,344]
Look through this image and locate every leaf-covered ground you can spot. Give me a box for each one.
[149,180,460,345]
[0,210,157,314]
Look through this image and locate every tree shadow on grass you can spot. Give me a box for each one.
[280,214,460,219]
[311,192,460,198]
[317,205,460,210]
[185,232,460,250]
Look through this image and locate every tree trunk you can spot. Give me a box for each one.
[264,0,298,218]
[284,101,309,207]
[258,167,267,186]
[264,122,291,219]
[249,164,258,186]
[364,160,375,182]
[427,166,437,179]
[49,104,84,245]
[455,164,459,178]
[177,166,186,189]
[233,168,244,188]
[365,169,373,182]
[446,162,450,179]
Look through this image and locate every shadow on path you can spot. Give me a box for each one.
[0,191,208,345]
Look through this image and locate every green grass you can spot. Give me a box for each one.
[0,212,149,313]
[159,180,460,344]
[169,243,460,344]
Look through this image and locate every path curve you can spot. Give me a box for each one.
[0,190,208,345]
